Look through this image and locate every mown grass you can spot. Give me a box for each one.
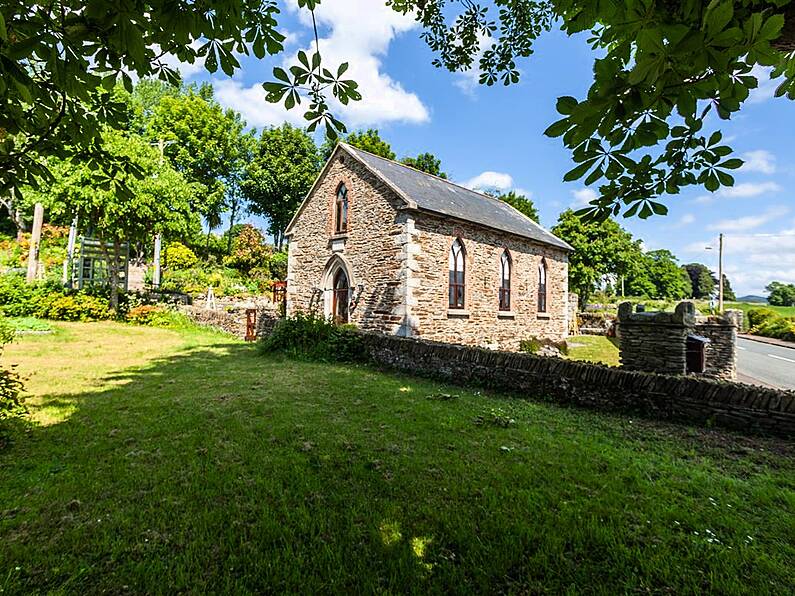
[1,322,794,594]
[566,335,620,366]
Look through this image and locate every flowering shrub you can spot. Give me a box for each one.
[0,274,111,321]
[164,242,198,270]
[38,293,112,322]
[223,225,272,275]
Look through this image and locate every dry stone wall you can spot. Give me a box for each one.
[359,332,795,438]
[617,302,739,380]
[180,298,281,340]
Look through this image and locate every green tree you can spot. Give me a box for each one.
[401,153,447,178]
[241,124,321,250]
[223,224,272,275]
[33,130,199,310]
[384,1,795,220]
[682,263,717,299]
[766,281,795,306]
[494,191,539,223]
[628,250,692,300]
[341,129,396,160]
[148,85,249,253]
[721,274,736,302]
[551,210,641,307]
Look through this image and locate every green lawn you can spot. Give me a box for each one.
[566,335,620,366]
[1,323,794,594]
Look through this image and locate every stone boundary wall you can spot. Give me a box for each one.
[358,332,795,438]
[180,305,281,340]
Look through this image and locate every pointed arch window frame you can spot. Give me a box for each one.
[499,250,512,312]
[537,257,548,313]
[448,238,466,310]
[334,182,349,234]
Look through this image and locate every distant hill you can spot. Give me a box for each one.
[736,295,767,304]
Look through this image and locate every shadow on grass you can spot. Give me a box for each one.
[1,338,795,594]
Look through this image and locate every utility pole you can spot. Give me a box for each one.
[26,203,44,283]
[153,138,165,288]
[718,233,724,313]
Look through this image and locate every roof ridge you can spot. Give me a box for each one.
[341,142,508,204]
[340,142,571,251]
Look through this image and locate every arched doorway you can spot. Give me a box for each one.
[332,267,350,323]
[322,256,354,323]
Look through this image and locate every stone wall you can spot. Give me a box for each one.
[411,212,569,350]
[617,302,739,380]
[359,332,795,438]
[286,152,407,334]
[180,298,281,340]
[694,316,738,379]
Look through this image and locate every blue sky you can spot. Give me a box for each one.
[172,1,795,297]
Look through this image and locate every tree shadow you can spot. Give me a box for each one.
[1,337,794,594]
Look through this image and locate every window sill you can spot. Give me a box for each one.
[537,313,551,320]
[447,309,470,318]
[330,232,348,240]
[497,311,516,318]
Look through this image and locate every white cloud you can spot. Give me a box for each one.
[213,79,306,129]
[707,206,789,232]
[748,65,779,104]
[741,150,776,174]
[571,188,598,207]
[283,0,430,128]
[452,32,490,96]
[152,41,205,80]
[718,181,782,198]
[462,171,514,191]
[684,226,795,294]
[679,213,696,226]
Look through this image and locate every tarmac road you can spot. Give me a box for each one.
[737,337,795,391]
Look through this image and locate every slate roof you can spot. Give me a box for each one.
[343,144,572,251]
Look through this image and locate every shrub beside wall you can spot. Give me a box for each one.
[747,307,795,342]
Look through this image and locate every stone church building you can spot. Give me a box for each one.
[284,143,572,350]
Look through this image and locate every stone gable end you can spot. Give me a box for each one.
[286,151,409,334]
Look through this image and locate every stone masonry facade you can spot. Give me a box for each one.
[411,212,569,350]
[617,301,740,380]
[286,153,407,334]
[286,147,570,350]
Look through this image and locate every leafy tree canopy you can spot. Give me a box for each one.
[766,281,795,305]
[338,129,396,161]
[401,152,447,178]
[28,129,200,308]
[147,85,251,236]
[385,0,795,220]
[682,262,717,299]
[551,209,640,307]
[8,0,795,227]
[241,124,321,250]
[721,273,737,301]
[627,249,693,300]
[492,191,540,223]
